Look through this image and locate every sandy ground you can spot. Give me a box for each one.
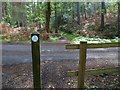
[2,59,120,89]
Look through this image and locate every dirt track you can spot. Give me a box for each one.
[2,59,119,89]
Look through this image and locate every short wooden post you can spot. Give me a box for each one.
[78,41,87,89]
[31,33,41,90]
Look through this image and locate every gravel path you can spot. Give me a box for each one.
[2,43,119,65]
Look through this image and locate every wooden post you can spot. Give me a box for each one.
[78,41,87,89]
[31,33,41,90]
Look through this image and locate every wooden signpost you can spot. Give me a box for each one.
[31,32,41,90]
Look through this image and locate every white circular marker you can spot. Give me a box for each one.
[32,35,38,42]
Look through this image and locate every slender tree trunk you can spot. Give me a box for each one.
[31,2,35,23]
[12,2,20,27]
[11,3,15,25]
[5,3,7,16]
[65,2,68,14]
[84,3,87,20]
[12,2,18,26]
[13,2,22,27]
[101,2,105,31]
[81,3,84,18]
[63,2,66,14]
[60,2,64,14]
[0,2,2,21]
[45,2,51,33]
[93,3,96,16]
[87,3,92,17]
[21,2,27,30]
[37,2,41,28]
[3,2,7,22]
[118,2,120,37]
[22,2,27,28]
[18,2,22,27]
[77,2,80,25]
[9,2,13,25]
[54,2,58,33]
[2,2,4,17]
[72,3,75,21]
[69,2,72,18]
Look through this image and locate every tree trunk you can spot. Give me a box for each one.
[0,2,2,21]
[81,3,84,18]
[3,2,7,22]
[54,2,58,33]
[93,3,96,15]
[84,3,87,19]
[77,2,80,25]
[45,2,51,33]
[5,3,7,16]
[118,2,120,36]
[72,3,75,20]
[13,2,23,27]
[22,2,27,28]
[101,2,105,31]
[37,2,41,29]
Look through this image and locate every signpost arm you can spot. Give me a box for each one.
[31,33,41,90]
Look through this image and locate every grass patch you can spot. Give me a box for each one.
[61,31,77,41]
[61,32,120,44]
[72,36,120,44]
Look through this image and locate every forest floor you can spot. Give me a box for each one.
[2,59,119,89]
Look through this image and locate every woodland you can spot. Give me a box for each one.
[0,2,120,42]
[1,2,120,89]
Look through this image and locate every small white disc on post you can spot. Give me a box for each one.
[32,35,38,42]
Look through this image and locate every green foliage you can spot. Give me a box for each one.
[61,32,120,43]
[61,31,77,41]
[59,21,81,34]
[49,36,59,42]
[1,2,119,42]
[26,2,46,25]
[60,25,77,34]
[103,18,119,38]
[115,83,120,89]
